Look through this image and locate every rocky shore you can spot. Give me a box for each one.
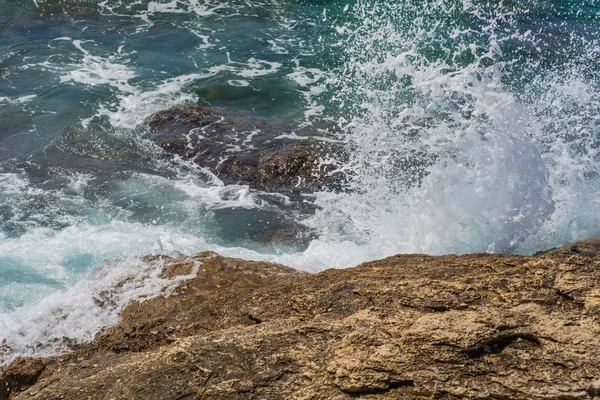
[3,239,600,399]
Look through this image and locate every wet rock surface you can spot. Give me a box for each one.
[4,239,600,399]
[147,106,347,195]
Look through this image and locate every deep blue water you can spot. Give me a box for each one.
[1,0,600,362]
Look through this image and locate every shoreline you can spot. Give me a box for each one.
[3,238,600,399]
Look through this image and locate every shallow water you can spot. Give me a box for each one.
[1,0,600,363]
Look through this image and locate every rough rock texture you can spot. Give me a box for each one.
[4,239,600,399]
[147,106,347,194]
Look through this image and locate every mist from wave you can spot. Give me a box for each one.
[306,0,600,257]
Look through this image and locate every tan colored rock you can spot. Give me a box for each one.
[4,239,600,399]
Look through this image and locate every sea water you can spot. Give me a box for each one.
[1,0,600,363]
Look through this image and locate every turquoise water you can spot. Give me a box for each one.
[1,0,600,362]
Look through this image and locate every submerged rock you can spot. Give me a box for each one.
[147,106,347,195]
[147,106,347,247]
[4,239,600,399]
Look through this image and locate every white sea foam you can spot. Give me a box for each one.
[95,0,278,31]
[126,169,261,210]
[39,36,286,129]
[90,73,207,129]
[0,95,37,105]
[237,58,281,78]
[60,40,137,93]
[0,173,29,194]
[90,54,284,128]
[0,249,207,366]
[228,80,250,87]
[267,39,289,55]
[287,67,330,124]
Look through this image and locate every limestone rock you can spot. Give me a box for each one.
[4,239,600,399]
